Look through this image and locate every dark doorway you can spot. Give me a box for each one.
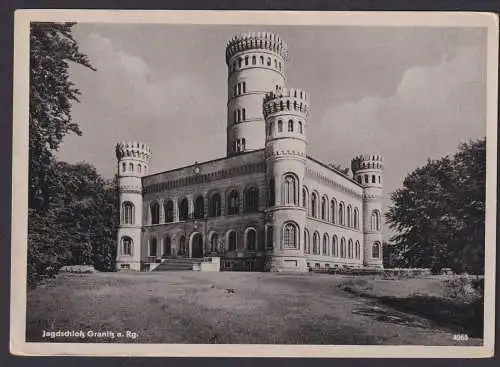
[163,236,171,256]
[192,233,204,258]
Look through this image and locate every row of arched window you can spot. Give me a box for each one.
[121,162,146,174]
[302,188,360,229]
[303,231,362,259]
[233,81,246,97]
[230,54,283,74]
[233,108,246,123]
[232,138,246,153]
[266,119,303,136]
[148,187,260,224]
[356,174,382,185]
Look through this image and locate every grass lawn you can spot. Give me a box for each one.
[26,271,483,345]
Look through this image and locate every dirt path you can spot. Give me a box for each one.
[26,272,483,345]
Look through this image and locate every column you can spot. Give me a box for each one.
[187,194,194,219]
[159,198,165,223]
[173,197,179,222]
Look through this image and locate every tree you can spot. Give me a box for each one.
[30,22,95,210]
[385,138,486,274]
[328,162,350,176]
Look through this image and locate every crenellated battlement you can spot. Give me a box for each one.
[351,154,384,173]
[225,32,288,64]
[263,87,309,118]
[116,141,152,162]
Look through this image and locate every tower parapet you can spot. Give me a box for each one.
[351,154,384,268]
[225,32,288,65]
[115,141,151,271]
[263,87,309,118]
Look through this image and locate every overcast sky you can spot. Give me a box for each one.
[58,24,487,238]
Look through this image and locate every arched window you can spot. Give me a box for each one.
[304,229,310,254]
[313,232,320,254]
[206,233,217,253]
[260,55,264,64]
[252,55,256,65]
[282,174,298,205]
[122,162,126,172]
[245,56,249,65]
[163,235,171,256]
[121,236,132,256]
[372,242,381,258]
[371,210,381,231]
[122,201,135,224]
[364,174,369,183]
[243,82,246,93]
[228,231,237,251]
[298,121,303,133]
[178,236,187,256]
[242,108,246,120]
[267,57,271,66]
[179,198,189,221]
[194,195,205,219]
[245,229,256,251]
[347,205,352,227]
[237,84,241,95]
[164,200,174,223]
[353,208,359,229]
[208,193,221,217]
[245,187,259,212]
[348,239,353,258]
[340,237,346,258]
[268,179,275,206]
[238,58,242,68]
[355,241,360,259]
[277,120,283,132]
[137,164,142,173]
[378,176,381,184]
[321,196,327,220]
[149,237,158,257]
[237,109,241,122]
[372,174,376,183]
[331,199,337,223]
[302,187,309,209]
[150,202,160,225]
[323,233,329,256]
[227,190,239,215]
[311,193,318,218]
[288,120,293,132]
[332,235,338,257]
[266,226,274,249]
[339,202,345,225]
[283,222,298,249]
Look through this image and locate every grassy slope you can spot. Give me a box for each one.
[26,272,483,345]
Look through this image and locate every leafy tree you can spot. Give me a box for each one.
[386,138,486,274]
[328,162,350,176]
[30,22,95,210]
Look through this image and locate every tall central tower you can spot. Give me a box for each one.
[225,32,288,156]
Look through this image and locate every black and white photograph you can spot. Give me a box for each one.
[10,10,497,357]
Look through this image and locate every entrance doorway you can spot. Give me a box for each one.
[192,233,204,258]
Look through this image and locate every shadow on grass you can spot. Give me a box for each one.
[341,286,484,338]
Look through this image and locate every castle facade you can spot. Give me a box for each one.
[115,32,384,272]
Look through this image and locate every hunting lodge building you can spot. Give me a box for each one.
[115,32,384,272]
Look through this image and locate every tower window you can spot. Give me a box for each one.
[129,163,134,172]
[298,121,303,134]
[122,202,135,224]
[288,120,293,132]
[282,174,298,205]
[260,56,264,64]
[283,222,298,249]
[241,138,246,150]
[238,58,242,68]
[245,56,249,65]
[122,162,126,172]
[378,175,381,183]
[242,108,246,120]
[237,110,241,122]
[137,164,142,173]
[267,57,271,66]
[243,82,246,93]
[274,59,277,68]
[364,174,369,183]
[252,55,256,65]
[237,84,241,95]
[277,120,283,132]
[372,175,376,183]
[122,237,132,256]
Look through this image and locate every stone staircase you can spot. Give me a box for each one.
[152,257,202,272]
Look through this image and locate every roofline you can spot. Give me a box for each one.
[142,149,265,179]
[306,155,363,188]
